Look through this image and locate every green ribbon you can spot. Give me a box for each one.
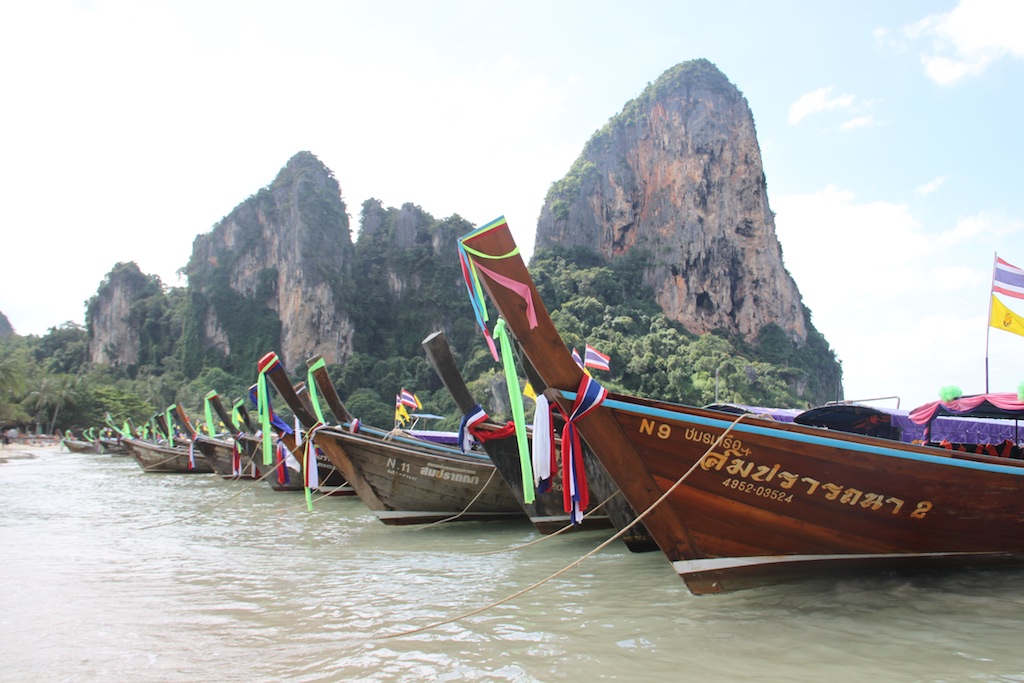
[230,400,244,433]
[306,357,327,425]
[165,405,176,442]
[204,391,217,437]
[257,357,275,465]
[493,317,534,503]
[104,413,125,437]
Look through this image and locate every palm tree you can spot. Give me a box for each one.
[0,355,24,398]
[26,374,81,434]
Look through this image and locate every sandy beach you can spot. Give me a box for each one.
[0,440,63,463]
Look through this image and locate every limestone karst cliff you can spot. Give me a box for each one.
[182,151,355,374]
[85,262,176,372]
[536,59,808,346]
[351,199,480,359]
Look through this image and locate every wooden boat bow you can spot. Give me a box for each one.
[460,218,706,567]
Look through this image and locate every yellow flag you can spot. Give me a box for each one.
[395,402,410,424]
[990,295,1024,337]
[522,382,537,401]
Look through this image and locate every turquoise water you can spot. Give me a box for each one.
[2,447,1024,682]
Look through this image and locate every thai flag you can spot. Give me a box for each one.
[583,344,611,372]
[399,389,421,409]
[994,256,1024,300]
[571,348,584,368]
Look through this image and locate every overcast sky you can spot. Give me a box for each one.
[2,0,1022,409]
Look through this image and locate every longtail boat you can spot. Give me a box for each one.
[459,216,1024,594]
[98,437,129,455]
[174,400,254,480]
[63,435,100,453]
[122,436,213,473]
[421,330,614,535]
[244,378,351,494]
[262,352,525,525]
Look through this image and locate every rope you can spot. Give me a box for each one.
[137,458,286,530]
[405,467,500,530]
[471,490,620,556]
[383,412,748,638]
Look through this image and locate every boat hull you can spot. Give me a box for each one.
[193,435,258,480]
[64,439,100,453]
[123,438,214,473]
[313,426,526,525]
[604,395,1024,593]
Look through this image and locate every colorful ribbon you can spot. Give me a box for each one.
[257,357,276,465]
[493,318,534,503]
[560,374,608,524]
[204,391,217,437]
[306,358,329,424]
[531,393,557,493]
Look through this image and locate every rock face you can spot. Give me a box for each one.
[351,199,479,358]
[184,151,354,373]
[536,59,807,345]
[85,263,157,367]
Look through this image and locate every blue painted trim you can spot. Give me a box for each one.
[557,390,1024,476]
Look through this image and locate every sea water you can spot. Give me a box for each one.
[2,447,1024,682]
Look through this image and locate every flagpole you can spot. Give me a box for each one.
[986,251,996,393]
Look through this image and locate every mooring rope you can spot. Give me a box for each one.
[471,490,620,556]
[137,457,286,530]
[405,466,500,530]
[383,412,748,638]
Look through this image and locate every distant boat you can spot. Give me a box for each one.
[98,437,129,455]
[239,383,351,495]
[262,352,525,525]
[459,216,1024,594]
[122,436,214,473]
[176,397,258,480]
[63,436,100,454]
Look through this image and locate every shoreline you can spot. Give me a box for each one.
[0,443,65,463]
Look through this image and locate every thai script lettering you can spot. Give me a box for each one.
[419,465,479,485]
[701,451,931,519]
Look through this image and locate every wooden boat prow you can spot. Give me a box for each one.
[461,219,692,559]
[421,329,618,536]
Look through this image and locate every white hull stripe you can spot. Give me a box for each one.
[672,551,998,575]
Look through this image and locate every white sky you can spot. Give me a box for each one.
[1,0,1022,410]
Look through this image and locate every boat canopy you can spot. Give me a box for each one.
[909,392,1024,423]
[796,401,1022,444]
[795,404,903,440]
